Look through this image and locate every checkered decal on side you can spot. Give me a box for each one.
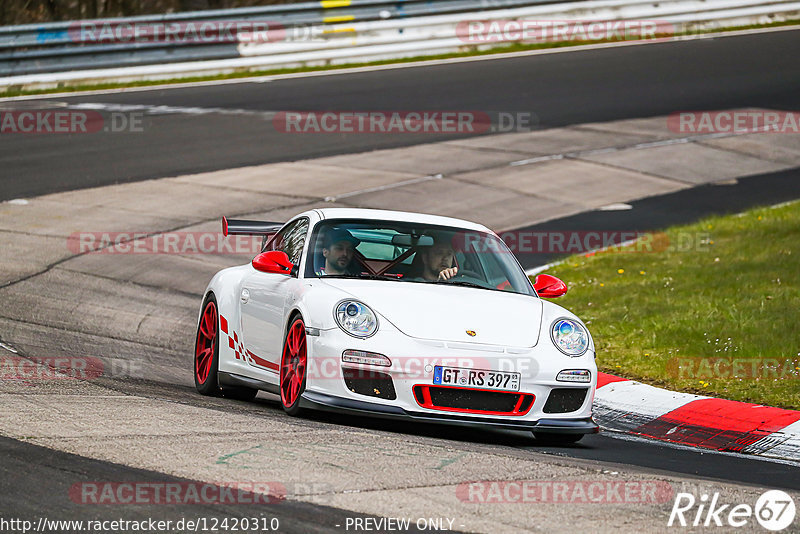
[219,314,279,372]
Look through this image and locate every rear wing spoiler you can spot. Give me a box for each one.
[222,217,283,237]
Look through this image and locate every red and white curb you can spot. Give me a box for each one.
[594,373,800,462]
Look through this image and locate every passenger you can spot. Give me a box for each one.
[317,228,360,276]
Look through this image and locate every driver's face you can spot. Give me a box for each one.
[324,241,354,269]
[426,243,455,271]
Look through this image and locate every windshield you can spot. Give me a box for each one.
[305,219,535,296]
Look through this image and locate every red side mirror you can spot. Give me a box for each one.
[252,251,293,274]
[533,274,568,298]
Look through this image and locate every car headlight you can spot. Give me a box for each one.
[551,318,589,356]
[335,300,378,338]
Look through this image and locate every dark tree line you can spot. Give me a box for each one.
[1,0,298,25]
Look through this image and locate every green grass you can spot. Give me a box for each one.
[2,19,799,98]
[542,201,800,410]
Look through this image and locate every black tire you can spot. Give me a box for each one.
[532,432,584,445]
[194,293,221,396]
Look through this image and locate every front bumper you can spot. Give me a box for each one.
[300,390,599,434]
[305,322,598,429]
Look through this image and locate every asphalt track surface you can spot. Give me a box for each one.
[3,27,800,530]
[3,378,798,532]
[2,28,800,201]
[0,435,420,533]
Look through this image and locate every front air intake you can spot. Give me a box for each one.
[413,385,534,416]
[543,388,588,413]
[343,368,396,400]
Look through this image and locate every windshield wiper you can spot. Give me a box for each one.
[445,280,487,289]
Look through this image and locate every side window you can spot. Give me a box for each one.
[266,218,309,266]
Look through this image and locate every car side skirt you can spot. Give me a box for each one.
[219,371,280,396]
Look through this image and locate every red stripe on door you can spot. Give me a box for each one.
[246,349,280,372]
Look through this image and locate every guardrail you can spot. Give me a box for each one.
[1,0,798,91]
[0,0,570,76]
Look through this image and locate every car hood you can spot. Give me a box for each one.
[319,279,542,347]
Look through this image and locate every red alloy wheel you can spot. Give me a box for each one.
[195,300,218,385]
[280,318,307,410]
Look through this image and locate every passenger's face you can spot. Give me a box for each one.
[324,241,354,269]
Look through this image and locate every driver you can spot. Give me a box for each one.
[411,236,458,281]
[316,228,360,276]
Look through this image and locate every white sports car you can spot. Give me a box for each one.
[194,208,598,443]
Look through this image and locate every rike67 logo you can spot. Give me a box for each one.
[669,490,796,531]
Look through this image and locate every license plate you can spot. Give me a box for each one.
[432,365,520,391]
